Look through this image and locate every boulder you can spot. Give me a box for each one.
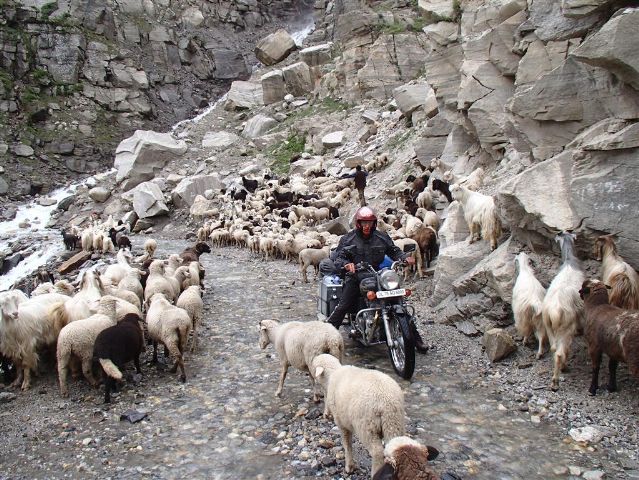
[431,240,492,306]
[422,22,458,46]
[126,181,169,218]
[423,42,463,108]
[88,187,111,203]
[570,9,639,90]
[211,49,249,80]
[300,43,334,66]
[13,144,34,157]
[438,201,470,249]
[132,218,155,233]
[254,29,296,66]
[515,39,578,87]
[181,7,204,27]
[57,251,92,275]
[202,131,240,149]
[392,82,438,118]
[171,174,224,208]
[261,70,287,105]
[189,195,219,219]
[242,114,278,139]
[318,218,349,236]
[224,81,263,110]
[418,0,456,18]
[562,1,612,18]
[289,157,324,176]
[282,62,313,96]
[528,0,603,41]
[567,119,639,151]
[322,131,344,148]
[482,328,517,362]
[114,130,187,191]
[0,176,8,195]
[56,195,75,211]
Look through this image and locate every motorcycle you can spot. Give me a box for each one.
[317,245,417,380]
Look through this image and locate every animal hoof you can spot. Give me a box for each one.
[180,375,186,383]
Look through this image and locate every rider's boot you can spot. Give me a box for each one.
[327,305,347,330]
[411,322,429,354]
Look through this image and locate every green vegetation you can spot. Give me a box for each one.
[40,2,58,19]
[0,69,13,91]
[319,97,350,113]
[378,21,407,35]
[386,129,413,151]
[267,133,306,175]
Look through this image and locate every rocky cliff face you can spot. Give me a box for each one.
[0,0,314,198]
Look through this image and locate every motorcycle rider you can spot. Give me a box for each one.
[326,206,429,353]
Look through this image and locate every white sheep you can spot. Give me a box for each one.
[542,232,585,390]
[512,252,548,359]
[30,280,74,296]
[299,246,330,283]
[56,295,118,397]
[415,190,432,210]
[117,269,144,304]
[393,238,423,279]
[102,249,136,286]
[176,285,203,352]
[258,319,344,402]
[450,183,502,250]
[312,354,406,477]
[146,293,192,382]
[373,436,441,480]
[144,260,175,309]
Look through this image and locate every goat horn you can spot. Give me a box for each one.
[607,230,623,237]
[567,216,589,233]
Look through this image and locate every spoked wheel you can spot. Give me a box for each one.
[386,311,415,380]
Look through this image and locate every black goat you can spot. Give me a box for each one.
[329,206,340,219]
[61,229,79,250]
[432,179,453,203]
[241,176,259,193]
[231,188,248,202]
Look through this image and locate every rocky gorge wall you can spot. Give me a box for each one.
[0,0,314,199]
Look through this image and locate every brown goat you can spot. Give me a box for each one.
[409,226,439,270]
[579,279,639,396]
[593,235,639,310]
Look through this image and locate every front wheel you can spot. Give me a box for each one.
[386,310,415,380]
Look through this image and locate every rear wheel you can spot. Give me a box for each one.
[386,310,415,380]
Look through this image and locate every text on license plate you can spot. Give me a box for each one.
[376,288,406,298]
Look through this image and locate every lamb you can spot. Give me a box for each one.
[512,252,548,359]
[542,232,585,391]
[102,249,136,286]
[93,312,145,403]
[458,166,485,191]
[450,183,502,250]
[372,436,441,480]
[299,246,330,283]
[146,293,192,382]
[579,278,639,395]
[312,354,406,477]
[258,319,344,402]
[593,234,639,310]
[56,295,118,397]
[176,285,204,352]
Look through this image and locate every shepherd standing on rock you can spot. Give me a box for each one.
[353,165,368,207]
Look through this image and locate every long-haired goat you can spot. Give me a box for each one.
[593,234,639,310]
[579,279,639,395]
[542,232,585,390]
[450,184,501,250]
[512,252,548,359]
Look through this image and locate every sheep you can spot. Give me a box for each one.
[146,293,192,382]
[542,232,585,391]
[144,260,176,309]
[409,225,439,270]
[372,436,441,480]
[512,252,548,359]
[31,280,74,297]
[415,190,432,210]
[312,354,406,477]
[102,249,136,287]
[49,269,105,327]
[579,278,639,396]
[166,265,191,302]
[135,238,158,264]
[0,292,70,390]
[258,319,344,402]
[593,234,639,310]
[81,228,93,252]
[415,208,440,231]
[450,183,502,250]
[93,312,145,403]
[56,295,118,397]
[393,238,423,279]
[299,246,330,283]
[176,285,203,352]
[117,269,144,304]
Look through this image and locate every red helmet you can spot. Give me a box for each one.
[355,206,377,231]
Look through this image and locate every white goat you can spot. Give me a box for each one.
[258,319,344,402]
[450,183,502,250]
[542,232,585,390]
[312,354,406,478]
[512,252,548,359]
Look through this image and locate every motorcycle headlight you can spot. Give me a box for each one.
[380,269,401,290]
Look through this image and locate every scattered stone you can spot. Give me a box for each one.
[321,131,344,148]
[88,187,111,203]
[0,392,17,403]
[482,328,517,362]
[13,144,34,157]
[255,29,296,66]
[569,426,606,444]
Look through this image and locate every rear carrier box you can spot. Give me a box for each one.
[318,275,343,318]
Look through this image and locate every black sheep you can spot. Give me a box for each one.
[93,313,145,403]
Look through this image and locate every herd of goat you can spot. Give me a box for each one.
[1,152,638,478]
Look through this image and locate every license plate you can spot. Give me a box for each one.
[376,288,406,298]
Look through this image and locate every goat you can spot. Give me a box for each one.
[450,184,502,250]
[542,232,585,390]
[512,252,548,359]
[593,234,639,310]
[579,279,639,395]
[372,437,441,480]
[431,179,452,203]
[242,176,259,193]
[61,229,79,250]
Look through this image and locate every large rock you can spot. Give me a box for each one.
[392,82,438,118]
[431,241,492,306]
[567,119,639,151]
[418,0,456,18]
[528,0,604,41]
[202,131,240,149]
[562,0,613,18]
[422,22,458,46]
[211,49,249,80]
[171,174,224,208]
[37,33,86,84]
[423,43,463,108]
[88,187,111,203]
[224,81,263,110]
[242,114,278,139]
[189,195,219,219]
[282,62,313,96]
[114,130,187,191]
[570,9,639,90]
[57,251,92,275]
[515,39,579,87]
[438,201,471,249]
[322,131,344,148]
[300,43,334,66]
[482,328,517,362]
[261,70,287,105]
[127,181,169,218]
[254,29,296,66]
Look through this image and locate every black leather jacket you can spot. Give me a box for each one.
[333,229,406,272]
